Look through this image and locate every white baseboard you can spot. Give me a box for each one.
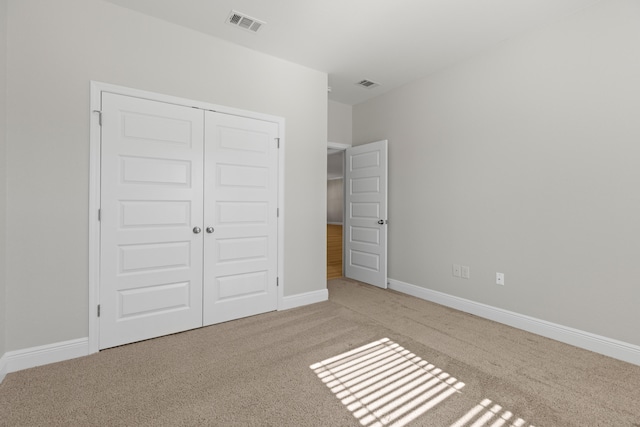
[4,338,89,375]
[388,278,640,366]
[0,353,7,384]
[280,289,329,311]
[0,289,330,382]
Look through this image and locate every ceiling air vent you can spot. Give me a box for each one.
[227,10,265,33]
[357,79,380,89]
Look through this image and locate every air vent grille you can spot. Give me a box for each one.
[357,79,380,89]
[227,10,265,33]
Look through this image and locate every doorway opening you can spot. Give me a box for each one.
[327,140,389,288]
[327,145,346,279]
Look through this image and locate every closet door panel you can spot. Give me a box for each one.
[203,112,279,325]
[99,93,205,349]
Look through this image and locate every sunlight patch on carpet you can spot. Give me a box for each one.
[451,398,535,427]
[310,338,465,426]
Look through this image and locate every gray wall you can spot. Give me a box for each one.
[353,0,640,346]
[327,101,349,226]
[328,100,352,145]
[327,179,344,224]
[0,0,7,359]
[5,0,327,352]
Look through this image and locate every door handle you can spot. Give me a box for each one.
[206,227,214,234]
[377,219,385,225]
[193,226,202,234]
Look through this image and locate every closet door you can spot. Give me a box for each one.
[99,93,205,349]
[202,112,279,325]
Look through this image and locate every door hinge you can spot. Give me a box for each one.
[93,110,102,126]
[277,277,279,287]
[98,209,101,221]
[97,304,101,317]
[277,208,279,218]
[276,138,280,148]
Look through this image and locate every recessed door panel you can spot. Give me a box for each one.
[217,271,268,300]
[120,156,192,187]
[350,250,380,272]
[218,127,270,154]
[100,93,204,349]
[118,241,191,274]
[118,281,191,318]
[351,202,380,219]
[217,202,268,224]
[351,226,380,245]
[351,177,380,194]
[351,151,380,170]
[119,201,191,228]
[217,237,268,263]
[122,112,193,147]
[218,164,269,188]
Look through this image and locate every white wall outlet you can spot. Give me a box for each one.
[453,264,461,278]
[496,272,505,285]
[461,265,470,279]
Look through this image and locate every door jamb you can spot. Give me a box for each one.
[88,81,286,354]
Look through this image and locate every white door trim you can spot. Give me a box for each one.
[327,141,351,151]
[88,81,285,354]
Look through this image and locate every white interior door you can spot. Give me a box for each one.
[99,93,205,349]
[344,140,388,288]
[202,112,279,325]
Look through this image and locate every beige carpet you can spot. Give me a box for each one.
[1,278,639,426]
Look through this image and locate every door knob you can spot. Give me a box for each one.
[377,220,384,225]
[193,226,202,234]
[206,227,214,234]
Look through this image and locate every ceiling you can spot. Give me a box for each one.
[103,0,601,105]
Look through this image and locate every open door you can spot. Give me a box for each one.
[344,140,388,288]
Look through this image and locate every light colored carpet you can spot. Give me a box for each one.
[1,278,639,426]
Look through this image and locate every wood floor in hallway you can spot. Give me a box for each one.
[327,224,343,279]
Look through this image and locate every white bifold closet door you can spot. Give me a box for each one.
[99,93,278,349]
[203,112,278,326]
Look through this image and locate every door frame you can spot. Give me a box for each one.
[88,81,286,354]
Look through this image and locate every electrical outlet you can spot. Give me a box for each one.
[496,272,505,286]
[453,264,461,278]
[461,265,470,279]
